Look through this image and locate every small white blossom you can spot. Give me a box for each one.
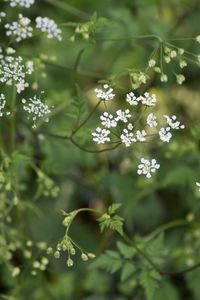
[179,60,187,69]
[164,56,171,64]
[6,47,16,55]
[0,12,6,22]
[35,17,62,41]
[126,92,139,106]
[164,115,185,130]
[196,182,200,191]
[148,59,156,68]
[120,128,134,147]
[137,158,160,178]
[94,84,115,101]
[138,92,157,107]
[136,130,146,142]
[159,127,172,143]
[160,73,168,82]
[12,267,21,277]
[0,94,11,117]
[178,48,184,55]
[100,112,117,128]
[26,60,34,74]
[22,93,52,128]
[5,14,33,42]
[147,113,157,127]
[7,0,35,7]
[176,74,185,85]
[115,109,131,123]
[92,127,110,144]
[127,123,134,130]
[170,50,177,58]
[196,36,200,43]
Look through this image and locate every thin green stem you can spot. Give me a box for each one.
[97,34,162,43]
[145,219,189,241]
[122,233,161,273]
[10,85,16,152]
[71,100,101,136]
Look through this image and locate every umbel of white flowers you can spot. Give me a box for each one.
[92,85,185,178]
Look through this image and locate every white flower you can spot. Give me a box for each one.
[159,127,172,143]
[120,128,134,147]
[196,182,200,191]
[160,73,168,82]
[176,74,185,85]
[136,130,146,142]
[178,48,184,55]
[138,92,157,107]
[148,59,156,68]
[147,113,157,127]
[0,94,11,117]
[127,123,134,130]
[7,0,35,7]
[100,112,117,128]
[179,60,187,69]
[12,267,21,277]
[126,92,139,105]
[35,17,62,41]
[115,109,131,123]
[92,127,110,144]
[137,158,160,178]
[164,115,185,130]
[196,36,200,43]
[0,55,33,93]
[5,14,33,43]
[0,12,6,22]
[170,50,177,58]
[94,84,115,101]
[22,93,52,128]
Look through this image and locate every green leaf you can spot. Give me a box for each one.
[116,241,135,259]
[90,250,122,274]
[155,281,179,300]
[140,269,162,300]
[97,208,124,235]
[109,215,124,235]
[120,262,136,282]
[145,233,165,265]
[108,203,121,215]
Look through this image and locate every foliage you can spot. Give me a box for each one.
[0,0,200,299]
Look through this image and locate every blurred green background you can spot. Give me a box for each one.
[1,0,200,299]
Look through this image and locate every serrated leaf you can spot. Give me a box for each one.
[140,269,161,300]
[120,262,136,282]
[145,233,165,265]
[108,203,121,215]
[90,251,122,274]
[116,241,135,259]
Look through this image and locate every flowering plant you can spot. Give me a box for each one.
[0,1,200,299]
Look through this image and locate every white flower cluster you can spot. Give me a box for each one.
[0,12,6,23]
[0,53,34,93]
[22,94,52,128]
[0,94,11,117]
[126,92,156,107]
[137,158,160,178]
[35,17,62,41]
[94,84,115,101]
[91,127,110,144]
[92,86,185,178]
[6,0,35,8]
[158,115,185,143]
[5,14,33,42]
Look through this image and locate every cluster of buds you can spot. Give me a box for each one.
[47,211,96,267]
